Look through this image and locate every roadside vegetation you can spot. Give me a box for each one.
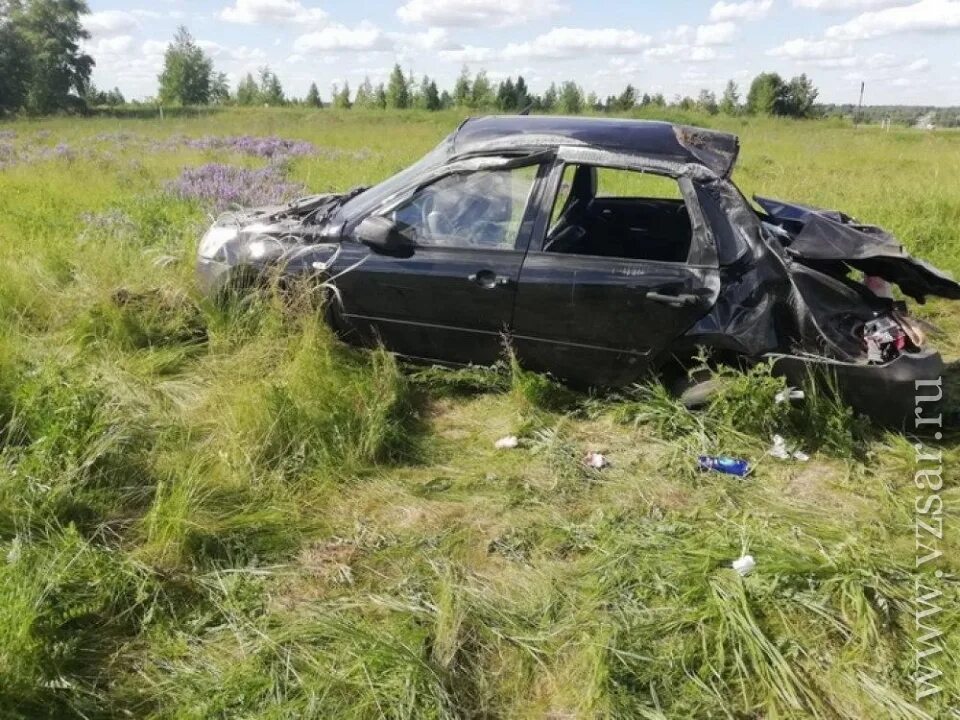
[1,108,959,719]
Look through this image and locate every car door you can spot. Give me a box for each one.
[334,157,549,366]
[511,150,721,386]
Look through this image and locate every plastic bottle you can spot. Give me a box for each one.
[697,455,750,477]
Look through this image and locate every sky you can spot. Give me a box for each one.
[80,0,960,106]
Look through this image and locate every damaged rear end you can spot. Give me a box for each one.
[756,196,958,426]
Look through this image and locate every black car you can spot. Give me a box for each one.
[196,115,959,426]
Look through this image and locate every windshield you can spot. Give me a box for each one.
[336,131,456,226]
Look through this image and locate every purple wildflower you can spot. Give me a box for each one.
[52,142,75,160]
[166,163,306,211]
[185,135,316,160]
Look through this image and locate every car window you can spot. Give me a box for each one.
[595,167,684,200]
[543,163,693,263]
[391,166,539,249]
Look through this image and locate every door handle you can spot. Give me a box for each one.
[646,291,699,307]
[468,270,512,289]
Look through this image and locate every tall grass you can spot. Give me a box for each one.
[0,108,957,718]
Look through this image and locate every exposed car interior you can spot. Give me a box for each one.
[543,164,693,263]
[391,167,537,249]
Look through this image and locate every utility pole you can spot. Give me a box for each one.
[855,81,865,127]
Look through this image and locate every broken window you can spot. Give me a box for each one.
[543,164,693,263]
[391,166,539,250]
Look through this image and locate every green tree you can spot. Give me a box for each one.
[9,0,94,114]
[697,88,718,115]
[496,77,516,111]
[558,81,583,114]
[783,73,819,118]
[354,76,374,108]
[453,65,471,107]
[423,77,440,111]
[719,80,740,115]
[333,80,351,109]
[210,72,230,104]
[514,75,530,110]
[438,89,452,109]
[470,70,492,108]
[236,72,258,105]
[0,3,31,114]
[615,84,637,111]
[374,82,387,109]
[386,63,409,109]
[158,26,213,105]
[305,81,322,108]
[746,71,787,116]
[541,82,558,111]
[258,66,284,106]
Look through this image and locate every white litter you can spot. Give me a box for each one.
[768,435,810,462]
[584,451,609,469]
[732,554,756,576]
[494,435,519,450]
[774,387,805,404]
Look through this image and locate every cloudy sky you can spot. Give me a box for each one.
[82,0,960,105]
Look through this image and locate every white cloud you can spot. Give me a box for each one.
[394,26,457,51]
[768,37,853,59]
[83,10,140,36]
[644,44,719,62]
[825,0,960,39]
[709,0,773,21]
[438,45,493,62]
[294,22,392,52]
[792,0,901,10]
[696,21,737,45]
[396,0,563,27]
[142,40,168,57]
[503,27,651,58]
[220,0,327,26]
[905,57,931,71]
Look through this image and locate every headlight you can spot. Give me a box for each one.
[247,237,284,260]
[198,225,238,260]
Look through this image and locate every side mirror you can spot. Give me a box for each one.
[355,215,414,258]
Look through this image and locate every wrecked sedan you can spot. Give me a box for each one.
[196,116,959,426]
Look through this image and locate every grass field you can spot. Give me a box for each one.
[0,107,958,719]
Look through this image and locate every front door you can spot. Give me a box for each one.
[335,161,546,366]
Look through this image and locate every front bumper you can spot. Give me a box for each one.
[769,349,944,429]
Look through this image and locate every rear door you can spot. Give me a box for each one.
[511,150,721,386]
[335,157,548,366]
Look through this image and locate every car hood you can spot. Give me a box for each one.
[756,195,960,303]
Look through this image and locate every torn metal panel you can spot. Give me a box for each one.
[757,195,960,302]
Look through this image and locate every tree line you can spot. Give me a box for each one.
[155,28,822,119]
[2,7,823,120]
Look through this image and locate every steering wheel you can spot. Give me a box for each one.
[418,193,453,242]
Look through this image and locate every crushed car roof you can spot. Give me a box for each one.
[452,116,741,178]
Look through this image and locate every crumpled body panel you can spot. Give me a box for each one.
[756,195,960,302]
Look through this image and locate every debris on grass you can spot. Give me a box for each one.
[768,434,810,462]
[697,455,750,477]
[494,435,519,449]
[732,554,756,576]
[583,451,609,469]
[774,387,805,404]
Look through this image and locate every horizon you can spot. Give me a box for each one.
[80,0,960,106]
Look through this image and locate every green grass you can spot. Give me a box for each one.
[1,107,959,719]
